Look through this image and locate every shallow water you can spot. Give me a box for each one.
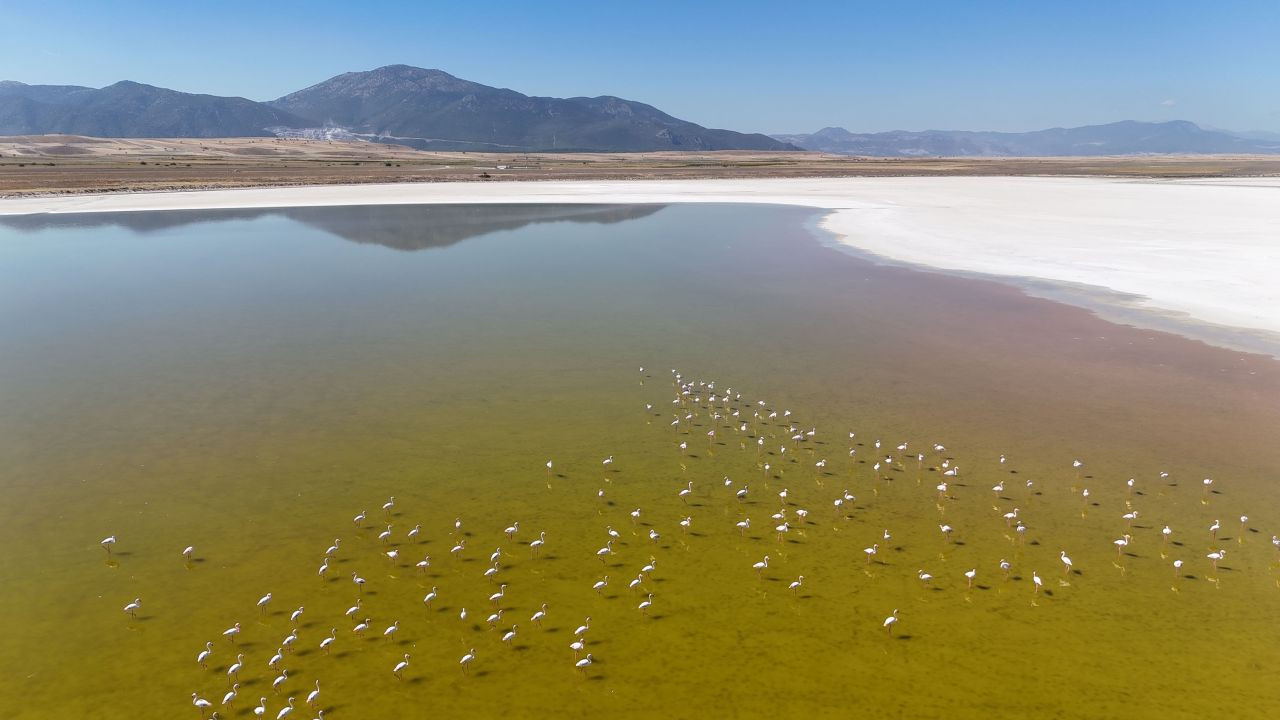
[1,203,1278,719]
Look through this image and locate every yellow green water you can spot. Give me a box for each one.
[1,203,1278,719]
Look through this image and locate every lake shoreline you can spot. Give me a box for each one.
[3,176,1277,359]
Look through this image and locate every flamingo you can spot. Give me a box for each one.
[1114,534,1131,556]
[393,654,410,679]
[752,555,770,576]
[422,587,438,607]
[275,697,294,720]
[1207,549,1225,571]
[918,569,933,584]
[193,693,213,716]
[253,698,267,718]
[123,598,141,618]
[638,593,654,615]
[505,521,520,539]
[223,623,241,643]
[197,641,214,668]
[530,532,546,555]
[306,681,320,708]
[227,653,244,680]
[1060,551,1073,574]
[290,607,304,625]
[531,603,548,626]
[679,481,693,503]
[257,593,272,614]
[574,617,591,637]
[576,653,595,672]
[222,684,239,708]
[320,629,336,653]
[1032,571,1042,594]
[788,576,804,595]
[460,648,477,673]
[101,535,117,554]
[964,568,977,588]
[351,572,366,592]
[383,620,399,641]
[864,543,878,563]
[883,609,899,635]
[592,576,608,594]
[502,625,518,645]
[489,583,507,606]
[272,669,288,694]
[182,546,195,561]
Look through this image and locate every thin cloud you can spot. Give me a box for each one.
[1160,99,1176,107]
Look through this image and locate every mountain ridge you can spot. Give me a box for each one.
[0,65,794,152]
[267,65,792,152]
[771,120,1280,156]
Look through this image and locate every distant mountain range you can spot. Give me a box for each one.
[0,80,309,138]
[0,65,792,152]
[771,121,1280,156]
[5,67,1276,156]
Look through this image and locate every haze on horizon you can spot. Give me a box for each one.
[4,0,1279,135]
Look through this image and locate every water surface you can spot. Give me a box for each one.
[1,203,1278,719]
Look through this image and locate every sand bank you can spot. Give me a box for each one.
[2,176,1277,356]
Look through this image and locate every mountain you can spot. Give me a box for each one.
[0,66,793,152]
[0,80,310,138]
[772,121,1280,156]
[268,65,793,152]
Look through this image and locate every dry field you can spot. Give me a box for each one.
[3,135,1280,196]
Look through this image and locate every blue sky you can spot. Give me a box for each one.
[4,1,1278,133]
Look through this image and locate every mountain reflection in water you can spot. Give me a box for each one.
[0,203,666,251]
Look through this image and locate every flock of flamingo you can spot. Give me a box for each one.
[98,368,1278,718]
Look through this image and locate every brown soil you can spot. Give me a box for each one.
[3,135,1279,197]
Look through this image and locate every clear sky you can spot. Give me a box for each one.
[4,1,1278,134]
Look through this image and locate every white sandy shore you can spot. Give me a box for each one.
[3,177,1279,356]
